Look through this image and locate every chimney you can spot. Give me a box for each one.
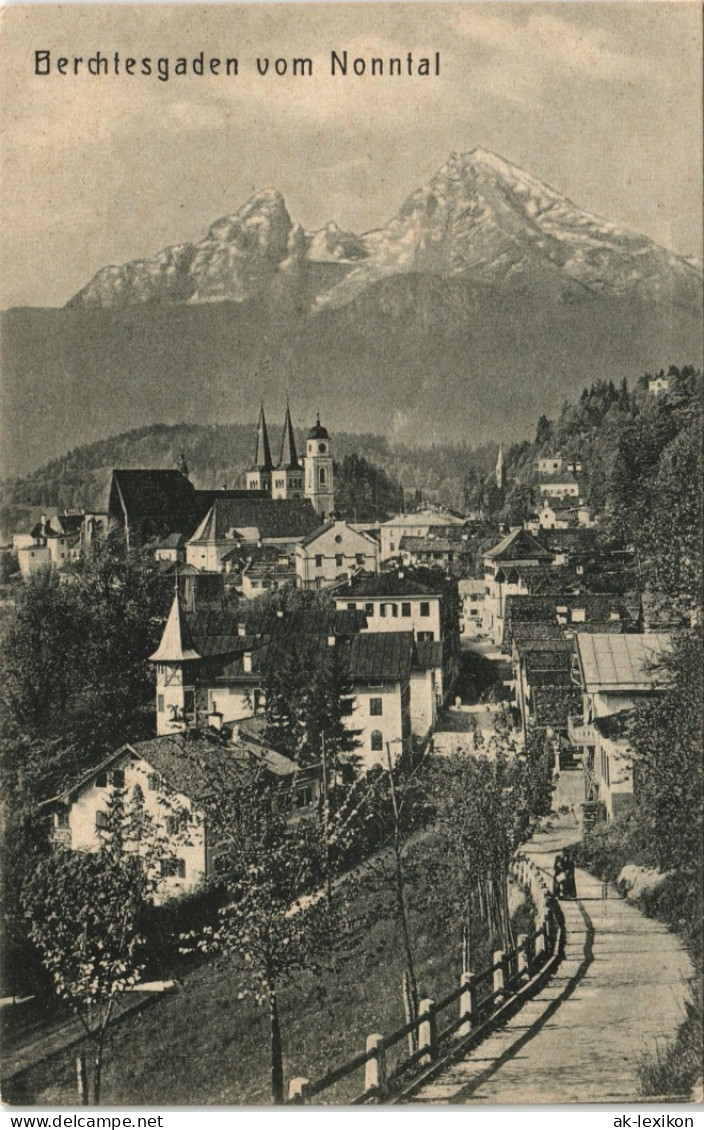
[327,635,336,647]
[276,609,284,619]
[243,652,252,673]
[238,622,247,637]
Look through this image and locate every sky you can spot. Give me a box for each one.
[1,1,702,309]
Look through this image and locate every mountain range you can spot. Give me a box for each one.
[2,148,701,478]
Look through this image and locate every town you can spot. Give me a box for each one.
[1,367,701,1106]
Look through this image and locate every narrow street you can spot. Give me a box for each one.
[404,771,693,1104]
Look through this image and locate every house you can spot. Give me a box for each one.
[482,528,554,645]
[154,532,187,564]
[648,376,670,395]
[537,469,580,501]
[501,592,640,655]
[14,510,83,577]
[534,455,564,476]
[185,496,320,571]
[42,731,319,898]
[333,570,459,702]
[241,545,297,598]
[295,520,379,589]
[378,509,466,562]
[569,633,673,821]
[398,526,475,575]
[458,578,485,634]
[148,593,436,770]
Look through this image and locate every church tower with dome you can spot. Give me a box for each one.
[244,404,335,520]
[304,413,335,520]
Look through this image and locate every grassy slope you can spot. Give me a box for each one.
[5,835,529,1106]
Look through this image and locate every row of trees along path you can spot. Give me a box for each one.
[403,769,692,1104]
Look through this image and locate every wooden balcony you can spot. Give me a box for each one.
[567,716,596,746]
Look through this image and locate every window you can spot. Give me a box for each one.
[56,808,69,828]
[347,602,356,611]
[417,631,435,642]
[420,602,430,617]
[379,604,386,618]
[370,697,383,716]
[160,858,186,879]
[95,772,108,788]
[315,554,323,568]
[319,443,327,454]
[157,694,164,713]
[95,811,109,830]
[401,602,411,617]
[295,785,313,810]
[183,689,195,718]
[111,769,125,788]
[365,603,374,616]
[319,468,327,485]
[335,534,343,544]
[371,730,383,752]
[147,773,161,791]
[335,554,343,567]
[165,814,184,836]
[356,554,365,566]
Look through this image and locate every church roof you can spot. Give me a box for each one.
[278,403,300,470]
[149,591,201,662]
[251,405,274,471]
[188,497,320,544]
[110,469,196,521]
[307,412,329,440]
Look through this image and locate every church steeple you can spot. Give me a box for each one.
[272,400,304,500]
[278,400,299,470]
[247,405,274,493]
[495,443,506,491]
[149,589,200,735]
[253,404,273,471]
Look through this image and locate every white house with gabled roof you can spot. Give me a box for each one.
[295,520,379,589]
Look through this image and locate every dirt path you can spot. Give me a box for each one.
[406,770,692,1104]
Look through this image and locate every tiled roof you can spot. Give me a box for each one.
[486,528,553,562]
[538,470,579,485]
[414,639,443,670]
[533,687,582,729]
[380,510,466,529]
[400,536,470,554]
[334,572,442,599]
[575,633,673,691]
[189,498,319,544]
[111,469,197,521]
[524,649,573,687]
[156,532,187,549]
[346,632,414,680]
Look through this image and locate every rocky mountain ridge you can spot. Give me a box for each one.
[67,148,702,310]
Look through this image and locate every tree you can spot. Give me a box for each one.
[21,785,182,1103]
[430,722,554,955]
[178,752,339,1103]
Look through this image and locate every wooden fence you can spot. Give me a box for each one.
[287,852,563,1105]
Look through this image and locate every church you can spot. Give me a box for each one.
[245,402,335,521]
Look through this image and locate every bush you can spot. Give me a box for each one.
[137,884,227,979]
[637,979,702,1097]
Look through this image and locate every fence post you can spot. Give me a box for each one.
[534,920,546,961]
[288,1077,310,1104]
[418,998,437,1065]
[459,971,477,1036]
[364,1033,387,1097]
[493,950,506,1003]
[516,933,528,979]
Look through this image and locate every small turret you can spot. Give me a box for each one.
[304,412,335,520]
